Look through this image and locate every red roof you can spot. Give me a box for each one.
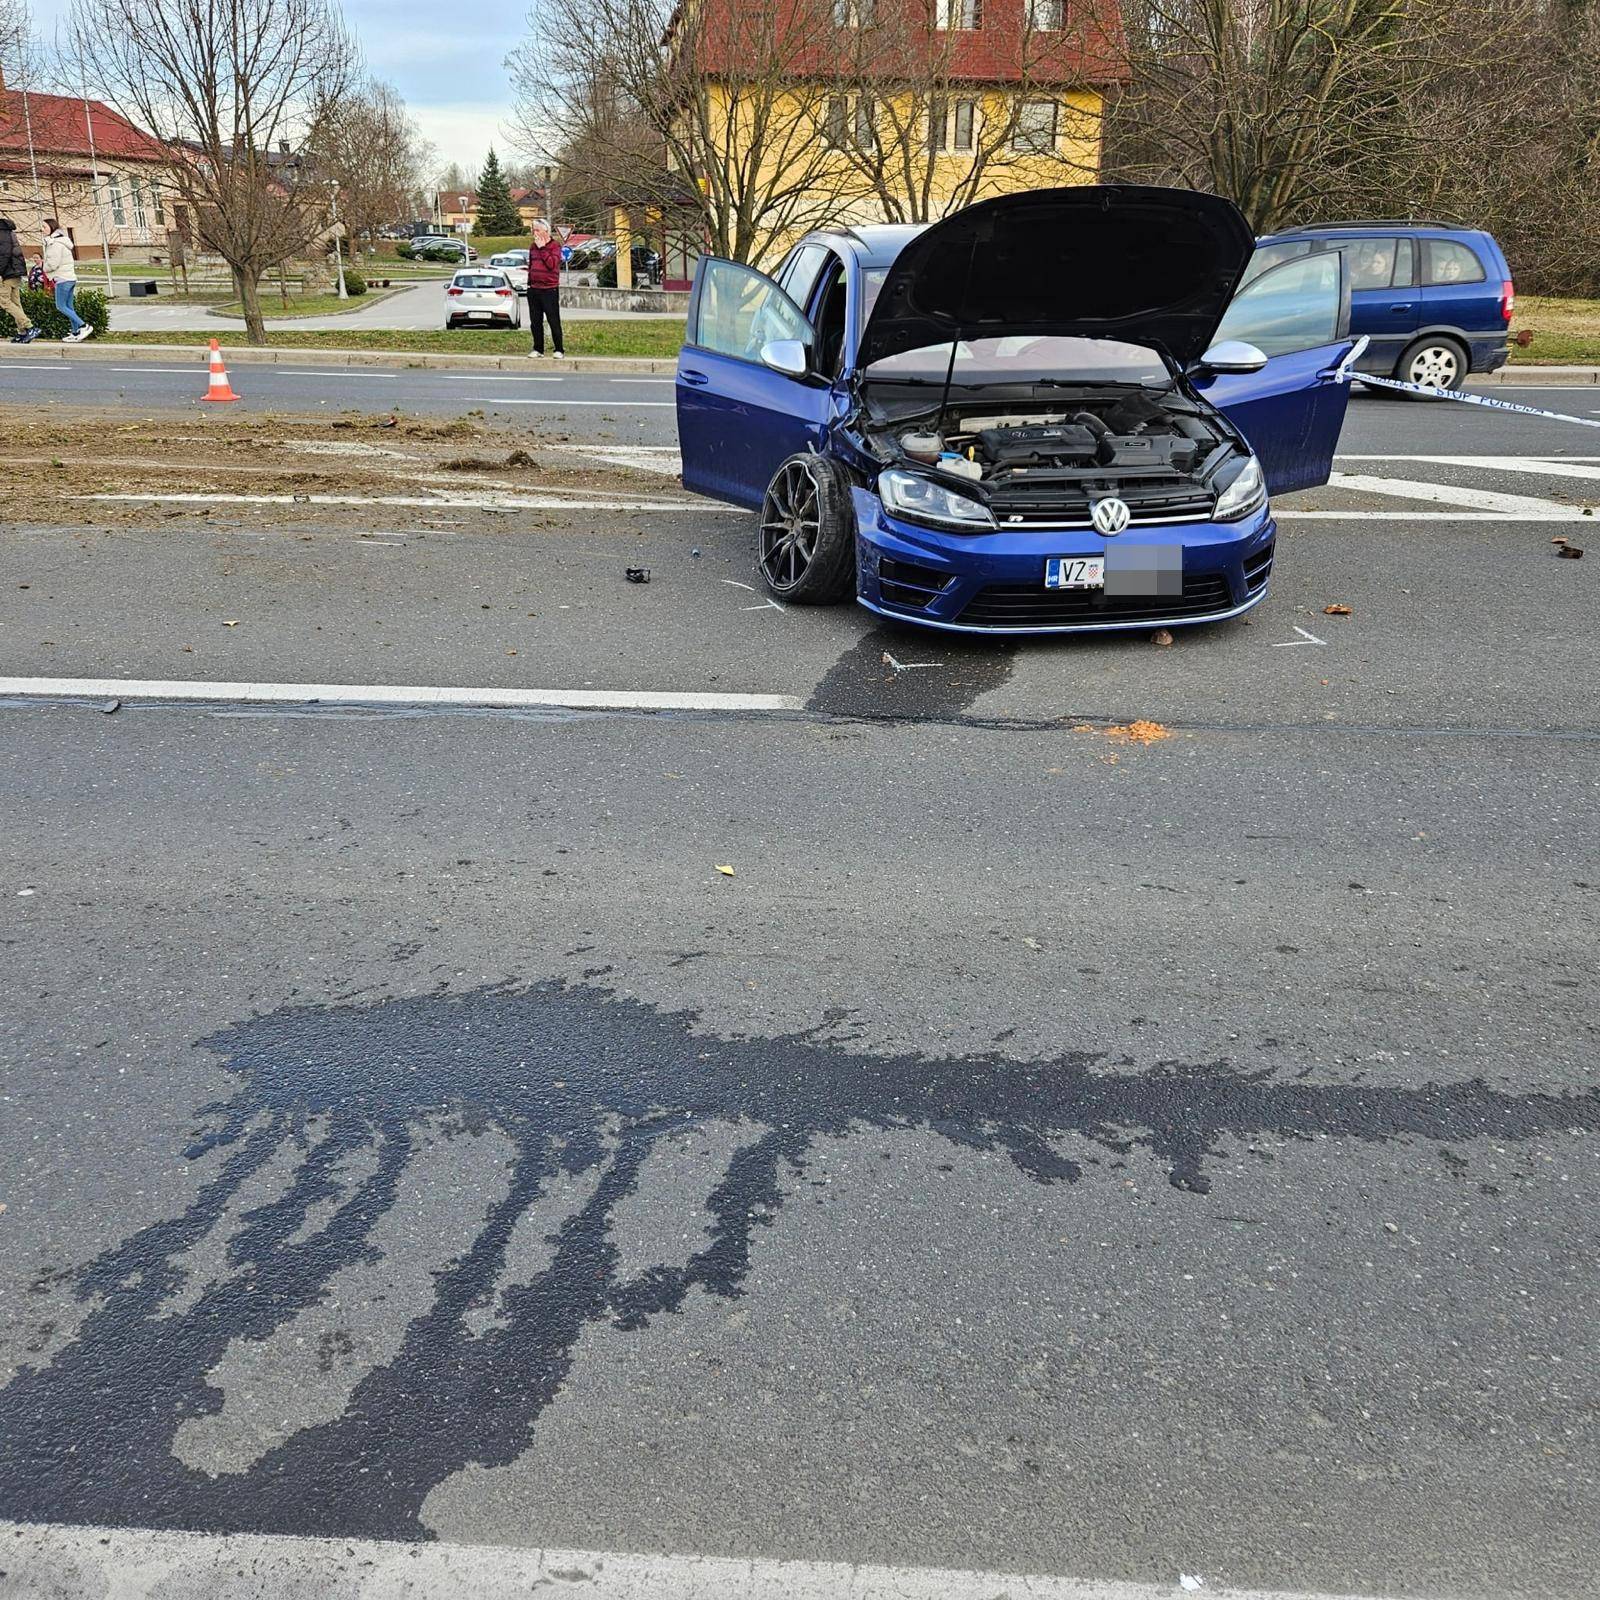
[682,0,1127,85]
[0,89,166,165]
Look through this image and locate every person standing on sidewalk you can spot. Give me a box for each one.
[0,217,39,343]
[526,219,564,359]
[42,220,91,343]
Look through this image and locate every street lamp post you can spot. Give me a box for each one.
[331,180,348,300]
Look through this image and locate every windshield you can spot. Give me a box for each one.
[863,335,1169,386]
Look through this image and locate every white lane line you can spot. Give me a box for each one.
[0,1520,1405,1600]
[279,370,392,379]
[0,677,803,713]
[445,374,564,382]
[1278,508,1598,521]
[109,366,194,376]
[1325,471,1587,516]
[482,397,673,407]
[567,445,683,475]
[1337,454,1600,482]
[611,377,673,383]
[77,491,736,513]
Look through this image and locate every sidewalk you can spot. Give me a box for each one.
[5,341,1596,383]
[0,340,678,374]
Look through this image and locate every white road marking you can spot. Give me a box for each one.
[882,651,943,671]
[567,445,683,475]
[445,374,563,382]
[77,491,736,513]
[278,370,392,379]
[482,397,673,407]
[1325,471,1585,516]
[1278,508,1598,521]
[611,377,673,384]
[0,1521,1408,1600]
[110,366,193,376]
[1272,626,1326,648]
[1337,454,1600,483]
[0,677,803,713]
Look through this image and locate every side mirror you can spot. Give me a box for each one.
[1198,340,1269,375]
[760,338,810,379]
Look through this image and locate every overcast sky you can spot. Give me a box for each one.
[28,0,531,178]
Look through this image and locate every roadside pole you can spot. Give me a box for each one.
[331,180,348,300]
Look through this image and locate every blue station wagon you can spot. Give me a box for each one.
[677,185,1362,634]
[1247,221,1513,390]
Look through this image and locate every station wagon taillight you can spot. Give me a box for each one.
[1501,279,1514,323]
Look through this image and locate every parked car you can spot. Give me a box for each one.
[1245,221,1512,390]
[676,185,1362,634]
[444,267,523,330]
[488,252,529,290]
[414,236,477,263]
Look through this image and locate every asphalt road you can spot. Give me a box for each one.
[0,377,1596,1600]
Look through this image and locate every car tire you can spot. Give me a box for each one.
[1395,335,1468,395]
[445,318,457,330]
[757,453,856,605]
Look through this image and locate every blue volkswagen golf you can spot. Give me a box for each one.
[677,185,1361,634]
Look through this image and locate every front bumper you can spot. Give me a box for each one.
[852,488,1277,636]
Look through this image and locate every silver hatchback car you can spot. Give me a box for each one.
[444,268,523,331]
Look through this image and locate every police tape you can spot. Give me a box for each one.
[1356,371,1600,428]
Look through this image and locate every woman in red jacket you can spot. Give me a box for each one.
[526,219,564,358]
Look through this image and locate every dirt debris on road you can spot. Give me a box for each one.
[0,407,679,534]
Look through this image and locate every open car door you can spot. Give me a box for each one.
[677,259,833,507]
[1193,252,1358,497]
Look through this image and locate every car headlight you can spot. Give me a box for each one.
[878,468,995,531]
[1214,455,1266,521]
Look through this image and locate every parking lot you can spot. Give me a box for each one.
[1,367,1596,1599]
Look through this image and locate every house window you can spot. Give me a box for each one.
[952,99,976,151]
[130,173,148,229]
[107,174,126,227]
[854,93,877,150]
[150,180,164,226]
[936,0,980,26]
[1027,0,1063,26]
[929,97,977,153]
[823,95,849,148]
[1012,99,1058,152]
[833,0,874,23]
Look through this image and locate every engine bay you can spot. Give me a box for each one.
[871,389,1238,489]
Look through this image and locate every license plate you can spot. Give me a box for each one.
[468,310,491,318]
[1045,557,1105,590]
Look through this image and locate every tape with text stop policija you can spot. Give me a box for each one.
[1357,371,1600,427]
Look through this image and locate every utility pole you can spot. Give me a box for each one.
[331,179,347,298]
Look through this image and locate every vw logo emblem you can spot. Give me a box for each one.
[1091,497,1131,536]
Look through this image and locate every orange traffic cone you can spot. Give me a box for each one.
[201,339,240,403]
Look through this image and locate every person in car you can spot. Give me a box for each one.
[526,219,564,358]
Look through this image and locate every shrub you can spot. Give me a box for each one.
[0,285,111,340]
[341,267,367,296]
[394,240,416,260]
[597,255,617,288]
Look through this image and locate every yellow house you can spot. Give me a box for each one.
[634,0,1126,285]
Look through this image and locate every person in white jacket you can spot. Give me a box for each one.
[42,220,90,342]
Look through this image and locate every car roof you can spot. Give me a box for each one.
[1260,220,1483,239]
[798,222,929,267]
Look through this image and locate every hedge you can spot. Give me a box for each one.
[0,285,111,340]
[341,267,367,296]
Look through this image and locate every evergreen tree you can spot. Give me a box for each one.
[473,148,524,236]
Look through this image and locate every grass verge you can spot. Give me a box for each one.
[107,319,686,359]
[1511,297,1600,364]
[208,290,400,320]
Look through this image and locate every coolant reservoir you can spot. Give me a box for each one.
[936,453,983,481]
[899,431,943,463]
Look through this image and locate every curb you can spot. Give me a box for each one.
[0,341,679,375]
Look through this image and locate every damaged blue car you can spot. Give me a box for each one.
[676,184,1362,634]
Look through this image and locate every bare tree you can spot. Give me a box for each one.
[511,0,856,266]
[1106,0,1531,233]
[313,79,431,254]
[820,0,1113,224]
[69,0,359,341]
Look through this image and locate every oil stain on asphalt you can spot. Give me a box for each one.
[0,979,1593,1541]
[807,626,1015,718]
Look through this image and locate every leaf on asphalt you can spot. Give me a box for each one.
[1023,936,1043,950]
[1557,544,1584,559]
[1553,536,1568,544]
[1151,628,1174,646]
[1323,604,1353,615]
[221,619,239,627]
[714,864,735,877]
[1106,720,1173,745]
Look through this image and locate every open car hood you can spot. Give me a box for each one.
[856,185,1256,372]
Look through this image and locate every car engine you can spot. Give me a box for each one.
[883,391,1233,489]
